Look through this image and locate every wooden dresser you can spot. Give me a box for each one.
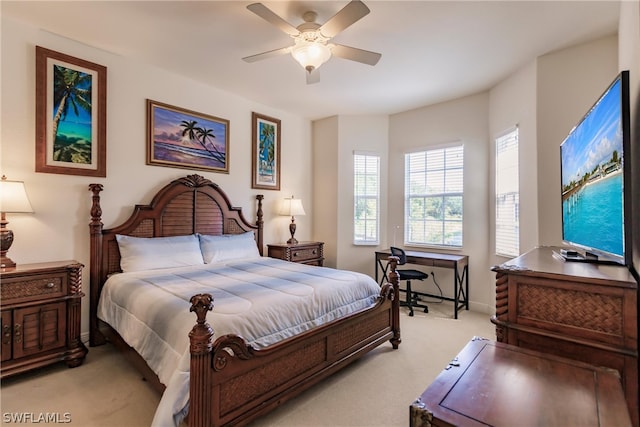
[267,241,324,266]
[1,261,87,377]
[491,246,638,426]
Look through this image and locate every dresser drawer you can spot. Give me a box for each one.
[267,242,324,266]
[291,246,321,262]
[1,273,67,304]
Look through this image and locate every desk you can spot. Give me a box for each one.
[375,249,469,319]
[410,337,632,427]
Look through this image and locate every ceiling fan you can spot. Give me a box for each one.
[242,1,381,84]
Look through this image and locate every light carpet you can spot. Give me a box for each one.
[0,303,495,426]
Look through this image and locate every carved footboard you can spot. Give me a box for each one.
[188,259,401,427]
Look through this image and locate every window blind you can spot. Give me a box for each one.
[353,152,379,245]
[404,145,464,247]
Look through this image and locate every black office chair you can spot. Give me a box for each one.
[390,247,429,316]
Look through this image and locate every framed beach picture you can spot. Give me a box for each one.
[251,112,281,190]
[147,100,229,173]
[35,46,107,177]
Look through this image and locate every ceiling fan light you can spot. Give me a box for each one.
[291,40,331,72]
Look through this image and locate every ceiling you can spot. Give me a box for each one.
[2,1,620,120]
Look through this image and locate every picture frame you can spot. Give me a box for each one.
[251,112,281,190]
[147,100,230,173]
[35,46,107,177]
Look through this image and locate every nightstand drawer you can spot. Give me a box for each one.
[1,273,67,304]
[291,246,321,262]
[267,241,324,266]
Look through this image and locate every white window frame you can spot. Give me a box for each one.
[495,126,520,257]
[353,151,380,245]
[404,143,464,248]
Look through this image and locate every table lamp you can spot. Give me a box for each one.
[0,175,34,268]
[279,196,305,244]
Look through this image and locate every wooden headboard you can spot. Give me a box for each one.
[88,174,263,345]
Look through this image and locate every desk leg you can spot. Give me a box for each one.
[376,256,390,285]
[454,266,459,319]
[453,264,470,319]
[464,265,469,310]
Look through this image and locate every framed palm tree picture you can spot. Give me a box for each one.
[35,46,107,177]
[251,112,281,190]
[146,100,229,173]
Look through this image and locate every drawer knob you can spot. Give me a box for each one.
[293,252,299,257]
[312,250,317,255]
[2,325,10,345]
[14,324,21,344]
[45,282,55,289]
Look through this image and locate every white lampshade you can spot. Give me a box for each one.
[291,39,331,72]
[0,176,33,213]
[279,197,306,217]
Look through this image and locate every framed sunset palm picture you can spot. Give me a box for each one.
[35,46,107,177]
[147,100,230,173]
[251,112,281,190]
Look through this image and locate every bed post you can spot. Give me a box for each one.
[189,293,214,427]
[88,183,105,346]
[387,256,401,349]
[255,195,264,256]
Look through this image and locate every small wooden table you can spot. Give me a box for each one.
[410,337,631,427]
[267,241,324,266]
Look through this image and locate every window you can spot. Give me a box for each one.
[353,152,380,244]
[495,127,519,257]
[404,145,463,247]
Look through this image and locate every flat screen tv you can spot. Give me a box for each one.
[560,70,632,267]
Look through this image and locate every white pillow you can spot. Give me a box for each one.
[116,234,204,272]
[198,231,260,264]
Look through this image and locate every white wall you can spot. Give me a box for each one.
[312,115,389,276]
[488,61,538,265]
[1,17,313,338]
[388,92,491,313]
[335,115,389,276]
[312,116,340,266]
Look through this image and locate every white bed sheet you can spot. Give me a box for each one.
[97,257,381,426]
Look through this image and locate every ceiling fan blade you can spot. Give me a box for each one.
[306,68,320,85]
[246,3,299,36]
[319,0,370,38]
[242,46,291,63]
[331,44,381,66]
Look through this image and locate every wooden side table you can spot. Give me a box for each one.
[1,261,88,377]
[410,337,631,427]
[267,241,324,266]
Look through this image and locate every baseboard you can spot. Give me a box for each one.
[468,301,494,316]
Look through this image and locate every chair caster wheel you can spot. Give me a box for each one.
[424,308,429,313]
[409,312,414,317]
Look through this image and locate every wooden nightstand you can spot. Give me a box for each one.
[1,261,88,378]
[267,241,324,266]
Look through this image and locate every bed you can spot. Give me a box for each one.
[88,174,401,427]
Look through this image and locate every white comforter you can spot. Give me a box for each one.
[97,257,381,426]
